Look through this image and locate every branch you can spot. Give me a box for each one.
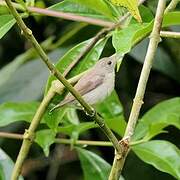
[40,0,147,76]
[62,13,130,76]
[0,132,112,146]
[62,29,110,77]
[0,132,23,140]
[0,130,148,146]
[165,0,180,13]
[55,139,112,147]
[11,87,56,180]
[109,0,167,179]
[5,0,122,179]
[28,6,114,27]
[160,31,180,38]
[0,0,146,28]
[0,0,114,27]
[124,0,165,134]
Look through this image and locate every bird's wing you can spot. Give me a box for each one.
[63,72,105,104]
[50,71,105,111]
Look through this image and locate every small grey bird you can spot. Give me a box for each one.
[50,54,120,112]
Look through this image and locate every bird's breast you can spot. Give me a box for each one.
[82,72,115,105]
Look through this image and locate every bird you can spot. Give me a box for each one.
[50,54,120,112]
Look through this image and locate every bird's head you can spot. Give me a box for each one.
[95,54,121,73]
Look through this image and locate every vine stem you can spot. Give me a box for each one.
[4,0,122,179]
[109,1,167,179]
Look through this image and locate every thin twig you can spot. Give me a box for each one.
[0,131,147,147]
[109,1,167,180]
[0,0,25,10]
[160,31,180,38]
[165,0,180,13]
[0,131,113,146]
[28,7,114,27]
[62,29,109,77]
[61,0,146,76]
[54,139,113,146]
[0,132,23,140]
[62,14,130,76]
[0,0,114,27]
[0,0,146,28]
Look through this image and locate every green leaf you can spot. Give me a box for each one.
[0,6,10,15]
[112,6,153,54]
[0,50,35,88]
[25,0,35,6]
[57,122,97,136]
[48,0,109,20]
[57,115,125,138]
[110,0,142,22]
[15,0,26,9]
[138,5,154,23]
[35,129,56,156]
[130,39,180,82]
[112,23,145,54]
[112,12,180,55]
[45,38,107,94]
[0,48,68,102]
[96,91,123,119]
[0,15,16,39]
[0,148,23,180]
[0,37,54,88]
[0,102,39,126]
[53,22,88,48]
[64,108,80,125]
[163,12,180,27]
[45,108,67,132]
[0,102,64,129]
[76,147,111,180]
[132,140,180,179]
[106,115,126,137]
[70,0,115,20]
[133,98,180,140]
[0,4,9,15]
[77,147,125,180]
[141,123,168,142]
[69,39,108,78]
[58,122,97,149]
[133,12,180,46]
[96,91,126,136]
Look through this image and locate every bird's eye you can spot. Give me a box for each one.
[107,61,112,65]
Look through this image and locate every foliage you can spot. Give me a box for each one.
[110,0,142,22]
[0,148,23,180]
[0,0,179,179]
